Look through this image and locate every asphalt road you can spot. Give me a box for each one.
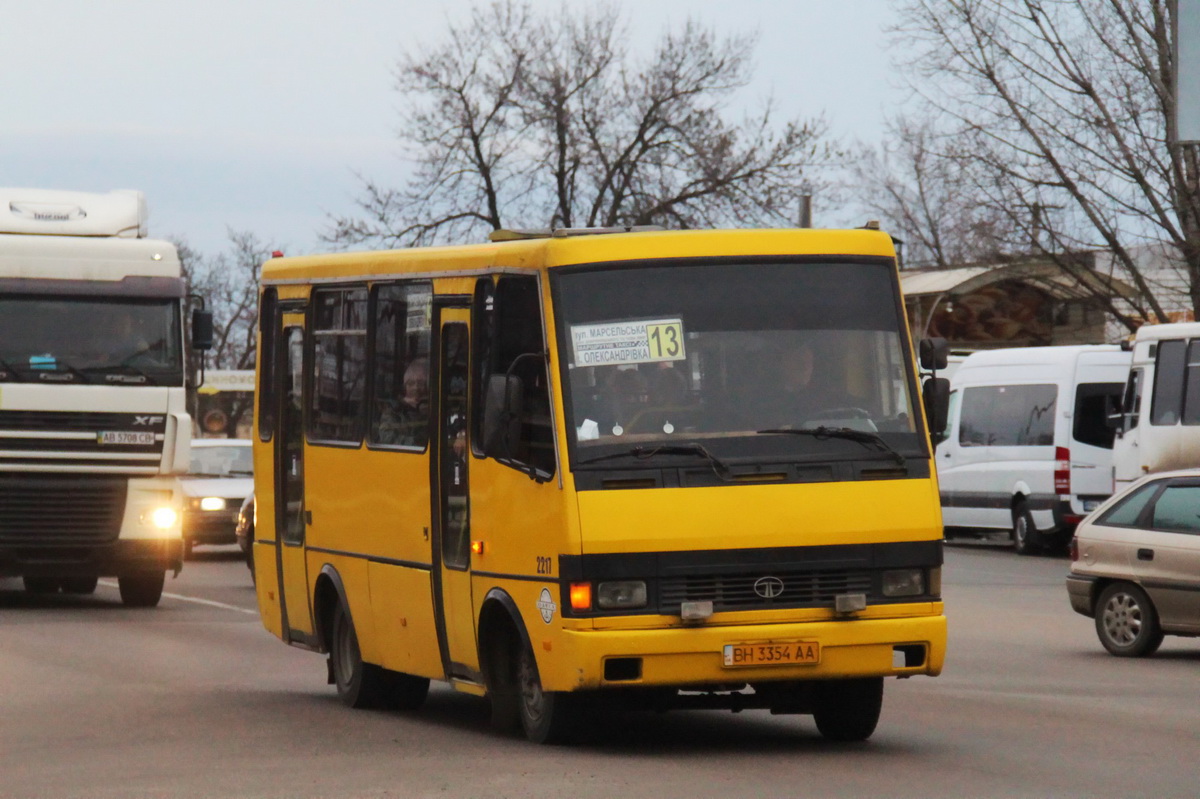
[2,540,1197,799]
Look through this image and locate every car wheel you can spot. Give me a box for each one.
[61,576,99,595]
[516,644,582,744]
[330,602,387,709]
[23,576,60,595]
[119,571,166,607]
[812,677,884,742]
[1011,502,1039,555]
[1095,582,1164,657]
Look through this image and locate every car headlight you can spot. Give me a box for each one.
[881,569,925,597]
[596,580,648,609]
[199,497,226,512]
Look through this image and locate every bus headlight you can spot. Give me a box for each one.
[881,569,925,597]
[199,497,226,511]
[142,507,179,530]
[597,580,648,610]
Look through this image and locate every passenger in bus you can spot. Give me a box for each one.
[601,367,649,435]
[377,357,430,446]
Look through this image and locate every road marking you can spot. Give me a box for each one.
[97,580,258,615]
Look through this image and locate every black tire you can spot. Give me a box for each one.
[812,677,884,742]
[23,576,60,595]
[1095,582,1164,657]
[1011,502,1040,555]
[61,576,99,595]
[330,602,388,709]
[119,571,166,607]
[516,644,582,744]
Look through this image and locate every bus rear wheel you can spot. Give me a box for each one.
[811,677,884,742]
[516,644,583,744]
[330,602,387,709]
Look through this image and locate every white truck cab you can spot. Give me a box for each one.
[0,188,211,606]
[1111,322,1200,491]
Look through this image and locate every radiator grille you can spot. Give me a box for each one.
[0,475,127,545]
[659,569,874,612]
[0,410,139,432]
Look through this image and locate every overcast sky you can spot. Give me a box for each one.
[3,0,905,257]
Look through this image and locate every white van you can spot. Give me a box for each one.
[1111,322,1200,490]
[937,345,1131,553]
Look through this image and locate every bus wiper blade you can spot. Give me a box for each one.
[578,443,734,481]
[757,426,907,467]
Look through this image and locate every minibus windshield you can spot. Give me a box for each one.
[553,260,923,466]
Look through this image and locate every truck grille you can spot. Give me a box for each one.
[659,568,874,613]
[0,475,127,545]
[0,410,165,472]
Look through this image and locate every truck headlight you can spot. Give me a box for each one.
[199,497,226,511]
[596,580,647,609]
[143,507,178,530]
[881,569,925,597]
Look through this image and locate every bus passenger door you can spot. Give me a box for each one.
[431,308,477,679]
[275,321,313,641]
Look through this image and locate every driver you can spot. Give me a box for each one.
[758,341,851,429]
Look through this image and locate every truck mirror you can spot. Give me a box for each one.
[923,376,950,440]
[191,308,214,351]
[482,373,524,459]
[919,337,949,371]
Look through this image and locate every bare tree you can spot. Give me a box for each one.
[889,0,1200,325]
[324,1,836,248]
[851,115,1018,269]
[178,230,275,436]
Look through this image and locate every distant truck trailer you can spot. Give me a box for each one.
[0,188,211,606]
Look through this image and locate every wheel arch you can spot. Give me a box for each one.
[476,587,533,693]
[312,563,350,654]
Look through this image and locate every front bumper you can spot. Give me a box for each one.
[0,537,183,580]
[544,610,947,692]
[183,510,239,545]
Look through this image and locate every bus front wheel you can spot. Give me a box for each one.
[811,677,883,742]
[516,645,582,744]
[118,571,165,607]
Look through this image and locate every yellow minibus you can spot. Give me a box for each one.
[252,227,948,744]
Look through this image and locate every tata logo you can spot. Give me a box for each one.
[133,415,165,426]
[753,576,785,599]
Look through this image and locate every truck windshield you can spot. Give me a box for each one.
[0,297,182,384]
[553,260,924,466]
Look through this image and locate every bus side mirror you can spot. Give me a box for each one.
[923,376,950,441]
[919,337,949,371]
[483,373,524,459]
[191,309,214,351]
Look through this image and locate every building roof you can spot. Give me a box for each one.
[900,261,1139,301]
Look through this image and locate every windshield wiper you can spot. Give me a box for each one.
[578,442,734,481]
[757,426,907,467]
[227,469,254,476]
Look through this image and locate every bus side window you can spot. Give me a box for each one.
[473,275,556,479]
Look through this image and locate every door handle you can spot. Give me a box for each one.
[1137,548,1154,561]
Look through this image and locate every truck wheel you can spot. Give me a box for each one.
[119,571,166,607]
[61,576,99,595]
[812,677,884,742]
[1095,582,1164,657]
[23,576,60,595]
[516,644,583,744]
[330,602,387,709]
[1011,502,1039,555]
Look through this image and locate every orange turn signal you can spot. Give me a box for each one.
[470,540,485,555]
[569,582,592,611]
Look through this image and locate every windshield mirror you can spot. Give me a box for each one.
[0,297,182,382]
[189,445,254,477]
[554,260,921,464]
